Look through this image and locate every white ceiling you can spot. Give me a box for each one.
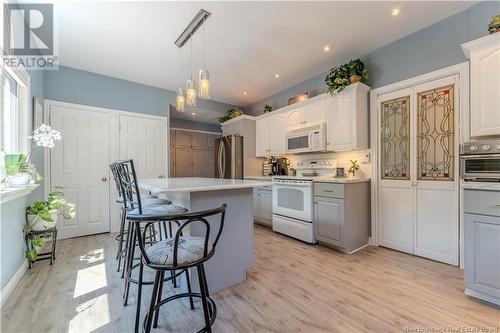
[55,1,474,107]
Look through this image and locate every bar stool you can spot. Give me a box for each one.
[110,162,171,273]
[128,204,227,333]
[113,159,194,333]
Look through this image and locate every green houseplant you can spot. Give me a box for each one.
[25,190,76,262]
[262,104,272,113]
[325,59,368,94]
[217,107,243,124]
[348,160,360,179]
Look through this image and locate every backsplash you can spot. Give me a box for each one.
[285,150,372,178]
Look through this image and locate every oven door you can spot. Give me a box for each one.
[460,154,500,179]
[272,183,313,222]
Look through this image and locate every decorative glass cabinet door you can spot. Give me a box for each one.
[380,96,411,180]
[417,85,455,181]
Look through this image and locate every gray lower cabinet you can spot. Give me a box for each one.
[253,186,273,227]
[314,182,370,253]
[464,189,500,305]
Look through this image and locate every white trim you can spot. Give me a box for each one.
[171,127,222,135]
[0,260,28,308]
[43,99,169,234]
[461,33,500,59]
[0,184,39,204]
[220,114,256,125]
[369,62,469,269]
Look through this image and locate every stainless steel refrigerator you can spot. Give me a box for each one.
[214,135,243,179]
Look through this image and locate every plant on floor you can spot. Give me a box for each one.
[24,190,76,261]
[262,104,272,113]
[325,59,368,94]
[217,106,244,124]
[348,160,360,178]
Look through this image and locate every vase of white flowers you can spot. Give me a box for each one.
[5,124,61,187]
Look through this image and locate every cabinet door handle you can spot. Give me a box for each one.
[495,204,500,207]
[322,190,334,193]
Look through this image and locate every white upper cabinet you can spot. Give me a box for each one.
[256,118,270,157]
[256,113,287,157]
[305,97,327,124]
[286,107,305,129]
[326,82,370,151]
[462,33,500,138]
[269,113,287,155]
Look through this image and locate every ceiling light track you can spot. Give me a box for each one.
[175,9,211,48]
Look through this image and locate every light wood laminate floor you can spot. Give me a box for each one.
[1,225,499,333]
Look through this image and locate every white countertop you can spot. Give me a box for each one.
[244,175,370,183]
[138,177,271,194]
[244,176,273,181]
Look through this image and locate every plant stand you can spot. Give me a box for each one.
[25,227,57,268]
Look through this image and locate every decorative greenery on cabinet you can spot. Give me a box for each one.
[325,59,368,94]
[217,106,243,123]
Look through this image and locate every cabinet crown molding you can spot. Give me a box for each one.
[462,33,500,59]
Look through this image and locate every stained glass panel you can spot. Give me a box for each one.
[381,96,410,180]
[417,85,455,181]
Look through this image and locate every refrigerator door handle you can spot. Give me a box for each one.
[221,139,227,177]
[218,140,224,178]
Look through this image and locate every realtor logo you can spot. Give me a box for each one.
[3,3,57,69]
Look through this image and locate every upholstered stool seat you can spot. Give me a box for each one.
[146,236,213,266]
[128,204,186,217]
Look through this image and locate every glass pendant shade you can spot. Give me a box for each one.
[186,79,197,107]
[198,69,210,99]
[176,88,185,112]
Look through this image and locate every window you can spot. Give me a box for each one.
[1,66,30,154]
[2,69,19,152]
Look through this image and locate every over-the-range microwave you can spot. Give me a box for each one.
[286,122,326,154]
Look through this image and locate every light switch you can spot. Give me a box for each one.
[361,152,370,164]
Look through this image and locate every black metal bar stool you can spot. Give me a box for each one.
[110,162,171,273]
[113,159,194,333]
[128,203,227,333]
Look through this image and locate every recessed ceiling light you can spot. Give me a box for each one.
[191,112,196,116]
[274,73,280,78]
[243,91,248,95]
[390,7,401,16]
[323,45,330,52]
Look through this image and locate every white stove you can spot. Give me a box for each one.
[271,159,340,243]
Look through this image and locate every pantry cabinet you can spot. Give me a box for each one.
[326,82,370,151]
[462,33,500,138]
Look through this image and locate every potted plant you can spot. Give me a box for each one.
[217,106,244,123]
[348,160,360,179]
[262,104,272,113]
[347,59,368,84]
[325,59,368,94]
[4,124,61,187]
[26,190,76,232]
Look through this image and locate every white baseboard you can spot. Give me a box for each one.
[0,260,28,308]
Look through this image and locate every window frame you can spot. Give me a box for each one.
[1,62,31,154]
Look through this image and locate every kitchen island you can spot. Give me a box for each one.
[137,177,269,293]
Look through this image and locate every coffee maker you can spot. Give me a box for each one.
[271,157,288,175]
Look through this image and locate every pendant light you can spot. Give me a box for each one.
[185,38,197,107]
[176,48,185,112]
[198,17,210,99]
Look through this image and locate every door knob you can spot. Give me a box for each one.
[102,177,108,182]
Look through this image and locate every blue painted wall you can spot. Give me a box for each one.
[170,118,222,133]
[1,195,31,290]
[44,65,234,117]
[246,1,500,116]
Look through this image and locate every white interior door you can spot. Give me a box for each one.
[413,76,459,265]
[49,104,110,239]
[378,88,414,254]
[119,114,166,179]
[377,76,459,265]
